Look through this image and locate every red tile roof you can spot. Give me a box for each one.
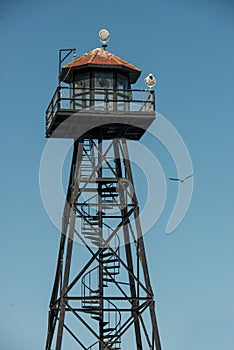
[63,47,141,73]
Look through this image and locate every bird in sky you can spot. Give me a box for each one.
[169,174,194,183]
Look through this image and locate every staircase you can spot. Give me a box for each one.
[80,140,122,349]
[80,139,95,178]
[81,264,121,350]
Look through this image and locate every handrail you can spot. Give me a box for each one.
[46,86,155,128]
[50,86,154,92]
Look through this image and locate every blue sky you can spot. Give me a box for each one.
[0,1,234,349]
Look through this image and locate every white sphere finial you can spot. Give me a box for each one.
[99,29,110,48]
[144,73,156,89]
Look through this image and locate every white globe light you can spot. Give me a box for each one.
[99,29,110,43]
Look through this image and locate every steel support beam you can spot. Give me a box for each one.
[45,138,162,350]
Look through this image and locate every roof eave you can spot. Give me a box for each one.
[60,64,141,84]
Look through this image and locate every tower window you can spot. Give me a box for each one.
[94,72,113,89]
[74,73,90,90]
[117,73,129,90]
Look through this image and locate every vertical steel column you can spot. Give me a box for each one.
[48,141,84,350]
[55,211,76,350]
[45,141,79,350]
[55,142,83,350]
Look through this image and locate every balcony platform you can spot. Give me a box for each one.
[45,87,156,140]
[46,109,155,140]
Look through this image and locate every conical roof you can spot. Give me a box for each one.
[61,47,141,83]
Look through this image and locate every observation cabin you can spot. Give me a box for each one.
[46,30,156,140]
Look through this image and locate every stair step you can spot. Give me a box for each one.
[82,308,100,315]
[83,222,100,227]
[98,187,117,193]
[94,317,109,324]
[84,236,100,241]
[83,232,100,238]
[103,258,120,263]
[83,229,100,235]
[84,216,99,220]
[102,257,120,264]
[88,232,102,237]
[103,278,113,282]
[91,317,109,326]
[85,221,99,225]
[102,252,115,258]
[88,218,99,222]
[82,300,100,304]
[92,240,102,246]
[82,304,100,309]
[104,345,121,349]
[95,179,118,184]
[103,265,120,270]
[89,235,101,240]
[103,327,115,333]
[103,334,118,339]
[83,227,100,232]
[91,316,101,321]
[83,229,99,235]
[103,271,119,275]
[101,194,118,198]
[92,289,100,294]
[83,226,100,231]
[84,215,98,224]
[84,235,100,240]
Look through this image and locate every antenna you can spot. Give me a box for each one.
[99,29,110,49]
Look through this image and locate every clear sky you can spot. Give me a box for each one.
[0,0,234,349]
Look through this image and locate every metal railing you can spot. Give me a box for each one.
[46,87,155,128]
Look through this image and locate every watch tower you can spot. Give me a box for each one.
[45,30,162,350]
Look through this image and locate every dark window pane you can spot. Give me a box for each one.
[94,72,113,89]
[117,74,128,90]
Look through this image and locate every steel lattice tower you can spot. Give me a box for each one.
[44,32,162,350]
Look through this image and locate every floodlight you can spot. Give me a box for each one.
[99,29,110,44]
